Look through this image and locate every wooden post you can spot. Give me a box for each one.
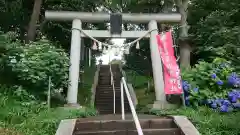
[48,76,51,110]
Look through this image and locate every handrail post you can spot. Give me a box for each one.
[110,64,116,114]
[121,80,125,120]
[121,77,144,135]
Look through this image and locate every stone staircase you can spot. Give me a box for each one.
[95,65,130,114]
[72,115,182,135]
[54,64,200,135]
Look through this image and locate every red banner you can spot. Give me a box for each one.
[156,31,183,95]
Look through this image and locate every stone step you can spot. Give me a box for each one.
[95,95,125,98]
[95,95,128,99]
[96,87,121,90]
[95,107,131,112]
[95,91,122,94]
[97,84,121,86]
[98,80,121,83]
[98,78,120,81]
[95,96,128,99]
[95,95,128,98]
[95,93,124,96]
[98,75,120,77]
[98,75,121,77]
[95,105,130,109]
[95,91,124,94]
[77,114,162,120]
[96,88,121,91]
[96,111,131,115]
[98,75,120,78]
[95,98,128,101]
[95,101,128,103]
[74,128,181,135]
[99,74,121,77]
[95,103,129,106]
[95,102,129,105]
[95,101,129,104]
[96,86,120,88]
[95,91,123,94]
[98,80,111,83]
[97,85,120,87]
[95,108,131,112]
[74,119,176,131]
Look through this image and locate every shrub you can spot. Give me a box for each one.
[0,33,69,95]
[181,57,240,112]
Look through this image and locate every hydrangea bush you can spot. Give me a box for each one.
[0,32,69,95]
[181,58,240,112]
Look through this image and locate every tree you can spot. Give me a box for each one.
[174,0,190,68]
[188,0,240,68]
[26,0,43,43]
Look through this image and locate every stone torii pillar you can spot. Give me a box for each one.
[45,11,181,108]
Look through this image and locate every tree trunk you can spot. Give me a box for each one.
[26,0,43,43]
[175,0,191,68]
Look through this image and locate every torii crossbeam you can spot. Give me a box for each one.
[45,11,181,109]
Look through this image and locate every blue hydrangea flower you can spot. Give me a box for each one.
[185,96,190,106]
[231,96,237,103]
[183,86,189,91]
[211,73,217,79]
[211,103,217,109]
[237,93,240,99]
[216,80,223,85]
[193,87,199,92]
[215,99,223,106]
[229,90,240,100]
[228,92,234,100]
[227,73,240,86]
[182,80,191,92]
[223,100,231,106]
[220,105,228,112]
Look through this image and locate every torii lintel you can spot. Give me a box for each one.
[45,11,181,23]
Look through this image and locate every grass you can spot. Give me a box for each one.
[0,86,97,135]
[135,88,155,107]
[146,107,240,135]
[125,70,150,88]
[125,70,155,107]
[78,65,96,106]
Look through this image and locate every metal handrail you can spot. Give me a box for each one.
[110,64,116,114]
[119,65,138,107]
[121,77,144,135]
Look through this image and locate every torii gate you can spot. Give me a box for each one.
[45,11,181,109]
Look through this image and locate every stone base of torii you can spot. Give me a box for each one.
[45,11,181,109]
